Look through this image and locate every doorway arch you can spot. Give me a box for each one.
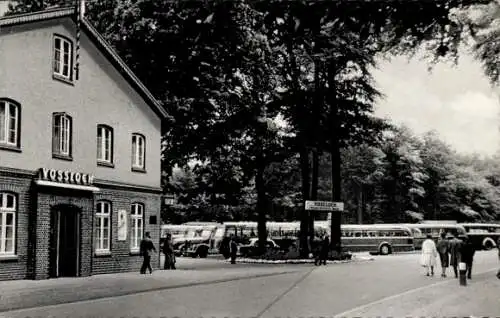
[49,204,81,278]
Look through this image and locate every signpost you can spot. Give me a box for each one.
[305,200,344,255]
[305,201,344,212]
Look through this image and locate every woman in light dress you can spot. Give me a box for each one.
[421,234,438,276]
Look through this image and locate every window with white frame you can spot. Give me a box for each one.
[95,201,111,253]
[131,134,145,170]
[0,192,16,255]
[0,99,20,148]
[52,112,72,157]
[130,203,144,252]
[53,35,73,80]
[97,125,113,164]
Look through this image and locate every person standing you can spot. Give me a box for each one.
[162,233,176,270]
[420,234,438,276]
[449,233,463,278]
[436,231,450,277]
[315,235,330,266]
[229,235,238,264]
[140,232,156,274]
[460,235,475,279]
[497,237,500,279]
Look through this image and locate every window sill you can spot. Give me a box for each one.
[94,251,112,257]
[53,74,74,86]
[0,144,21,153]
[53,153,73,161]
[0,254,19,262]
[97,161,115,168]
[129,250,141,256]
[131,167,146,174]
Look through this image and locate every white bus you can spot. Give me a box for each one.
[403,223,466,250]
[339,224,415,255]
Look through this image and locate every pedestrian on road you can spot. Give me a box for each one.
[459,235,475,279]
[162,233,176,270]
[497,237,500,279]
[420,234,438,276]
[315,235,329,266]
[229,235,238,264]
[449,233,463,278]
[140,232,156,275]
[436,231,450,277]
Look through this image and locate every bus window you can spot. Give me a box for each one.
[362,231,368,237]
[354,231,362,238]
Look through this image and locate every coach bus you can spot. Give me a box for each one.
[403,223,467,250]
[459,223,500,250]
[339,224,415,255]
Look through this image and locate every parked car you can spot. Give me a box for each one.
[238,238,280,257]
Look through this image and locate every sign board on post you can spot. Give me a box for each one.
[305,201,344,212]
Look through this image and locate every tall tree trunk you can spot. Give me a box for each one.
[299,148,311,257]
[328,61,342,255]
[310,59,322,241]
[256,157,267,256]
[357,184,363,224]
[285,19,310,258]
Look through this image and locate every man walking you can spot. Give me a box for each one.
[460,235,475,279]
[162,233,176,270]
[140,232,156,274]
[449,233,463,278]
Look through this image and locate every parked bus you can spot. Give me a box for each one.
[340,224,415,255]
[404,223,466,250]
[459,223,500,250]
[160,224,191,248]
[176,222,225,258]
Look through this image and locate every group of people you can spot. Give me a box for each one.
[139,232,176,274]
[420,232,475,278]
[313,235,330,266]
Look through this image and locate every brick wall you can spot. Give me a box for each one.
[0,170,161,281]
[0,174,32,281]
[92,187,161,275]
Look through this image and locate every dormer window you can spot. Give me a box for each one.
[53,35,73,82]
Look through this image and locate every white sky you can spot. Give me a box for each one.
[2,2,498,156]
[372,50,500,156]
[0,1,8,14]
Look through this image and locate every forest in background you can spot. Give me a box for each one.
[166,124,500,224]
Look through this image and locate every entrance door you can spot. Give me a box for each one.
[49,205,80,278]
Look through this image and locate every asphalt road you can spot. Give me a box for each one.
[1,251,498,317]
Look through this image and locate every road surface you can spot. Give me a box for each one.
[1,251,498,317]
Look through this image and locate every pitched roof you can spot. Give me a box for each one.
[0,7,169,120]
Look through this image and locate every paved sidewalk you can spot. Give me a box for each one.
[334,268,500,317]
[0,266,305,313]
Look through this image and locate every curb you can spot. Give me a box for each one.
[227,256,375,264]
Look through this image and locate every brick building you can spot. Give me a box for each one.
[0,6,167,280]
